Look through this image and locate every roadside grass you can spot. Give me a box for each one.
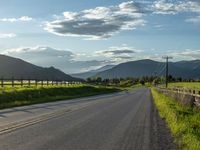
[159,82,200,90]
[151,88,200,150]
[0,85,122,110]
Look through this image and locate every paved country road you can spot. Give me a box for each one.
[0,88,176,150]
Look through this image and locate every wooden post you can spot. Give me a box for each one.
[21,78,23,87]
[12,77,14,88]
[47,80,49,86]
[193,90,196,95]
[35,79,38,87]
[1,77,4,94]
[52,80,54,86]
[41,80,43,87]
[28,79,31,87]
[1,77,3,88]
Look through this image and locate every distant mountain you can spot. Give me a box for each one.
[0,54,79,81]
[94,59,200,79]
[71,65,115,79]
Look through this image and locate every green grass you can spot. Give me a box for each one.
[159,82,200,90]
[0,84,122,109]
[151,88,200,150]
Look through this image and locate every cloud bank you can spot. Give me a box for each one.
[2,46,110,73]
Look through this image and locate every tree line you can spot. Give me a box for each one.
[86,75,199,86]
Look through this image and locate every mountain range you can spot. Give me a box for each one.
[79,59,200,79]
[71,65,115,79]
[1,54,199,80]
[0,54,79,81]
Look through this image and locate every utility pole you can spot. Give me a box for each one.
[162,56,173,88]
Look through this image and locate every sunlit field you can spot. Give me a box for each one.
[159,82,200,90]
[0,84,121,109]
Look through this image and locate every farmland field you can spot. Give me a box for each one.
[160,82,200,90]
[0,84,122,109]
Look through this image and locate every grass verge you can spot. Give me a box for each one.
[0,85,122,110]
[151,88,200,150]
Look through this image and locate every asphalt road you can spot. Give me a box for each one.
[0,88,176,150]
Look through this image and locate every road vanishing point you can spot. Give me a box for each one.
[0,87,176,150]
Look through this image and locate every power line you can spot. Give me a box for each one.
[152,62,166,87]
[155,63,166,77]
[162,56,173,88]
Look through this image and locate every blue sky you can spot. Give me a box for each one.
[0,0,200,73]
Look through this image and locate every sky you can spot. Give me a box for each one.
[0,0,200,73]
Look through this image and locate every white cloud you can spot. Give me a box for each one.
[3,46,74,60]
[44,1,145,40]
[0,16,33,23]
[0,33,16,38]
[152,0,200,24]
[170,49,200,60]
[152,0,200,14]
[141,49,200,61]
[96,46,134,56]
[95,45,143,63]
[186,15,200,23]
[19,16,33,21]
[96,45,142,56]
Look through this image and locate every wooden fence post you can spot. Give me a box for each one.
[28,79,31,87]
[193,90,196,95]
[47,80,49,86]
[12,77,14,88]
[21,78,23,87]
[1,77,3,88]
[1,77,4,94]
[35,79,38,87]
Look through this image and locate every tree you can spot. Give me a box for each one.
[96,77,102,83]
[87,77,92,83]
[139,79,145,85]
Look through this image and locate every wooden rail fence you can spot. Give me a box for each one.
[0,77,81,88]
[156,87,200,107]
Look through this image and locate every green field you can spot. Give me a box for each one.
[159,82,200,90]
[151,88,200,150]
[0,84,122,109]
